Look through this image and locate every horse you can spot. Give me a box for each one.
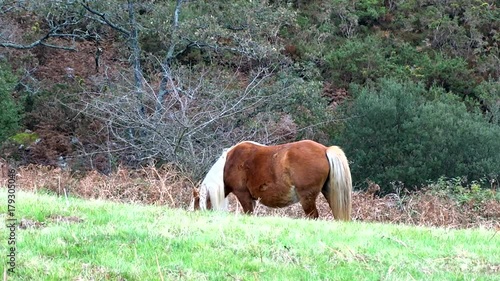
[193,140,352,220]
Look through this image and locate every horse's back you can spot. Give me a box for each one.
[226,140,327,172]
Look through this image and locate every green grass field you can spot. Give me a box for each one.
[1,189,499,281]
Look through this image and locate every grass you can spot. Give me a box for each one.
[1,189,499,281]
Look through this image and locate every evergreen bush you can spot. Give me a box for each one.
[0,64,21,144]
[335,79,500,191]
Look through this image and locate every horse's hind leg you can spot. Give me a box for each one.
[321,188,335,218]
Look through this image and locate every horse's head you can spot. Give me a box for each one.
[191,188,201,210]
[191,185,213,211]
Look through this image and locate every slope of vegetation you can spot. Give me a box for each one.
[1,2,499,280]
[0,1,498,188]
[0,189,499,280]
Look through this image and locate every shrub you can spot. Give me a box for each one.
[474,79,500,125]
[335,79,500,191]
[271,73,336,140]
[0,64,21,144]
[355,0,386,27]
[325,36,395,87]
[417,52,474,95]
[10,132,39,145]
[325,35,476,95]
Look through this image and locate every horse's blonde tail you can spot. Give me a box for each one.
[326,146,352,221]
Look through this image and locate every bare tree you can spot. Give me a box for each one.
[75,62,304,176]
[2,0,332,176]
[71,1,304,174]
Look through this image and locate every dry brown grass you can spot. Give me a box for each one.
[350,190,499,229]
[1,163,498,230]
[2,163,194,209]
[227,191,499,230]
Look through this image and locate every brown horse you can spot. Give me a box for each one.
[194,140,352,220]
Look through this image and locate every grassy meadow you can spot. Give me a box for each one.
[1,189,499,281]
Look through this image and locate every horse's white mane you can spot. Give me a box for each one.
[199,148,230,210]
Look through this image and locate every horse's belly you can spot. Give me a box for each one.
[261,198,298,208]
[252,184,299,208]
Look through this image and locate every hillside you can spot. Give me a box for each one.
[0,0,498,191]
[1,189,499,280]
[1,2,499,279]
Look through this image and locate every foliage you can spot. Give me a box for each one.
[474,79,500,125]
[324,35,476,94]
[335,79,500,190]
[267,73,335,140]
[301,0,498,94]
[325,35,389,87]
[140,0,296,70]
[9,131,39,145]
[416,52,475,95]
[0,63,21,144]
[354,0,386,28]
[428,177,500,208]
[2,0,500,189]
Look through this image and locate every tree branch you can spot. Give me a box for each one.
[0,27,77,51]
[80,2,130,36]
[0,41,73,50]
[157,0,184,114]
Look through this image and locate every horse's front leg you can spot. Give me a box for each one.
[232,189,255,214]
[300,197,319,219]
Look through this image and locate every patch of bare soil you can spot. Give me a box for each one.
[18,218,45,229]
[48,215,84,224]
[16,215,84,230]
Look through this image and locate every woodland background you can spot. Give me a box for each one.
[1,0,499,194]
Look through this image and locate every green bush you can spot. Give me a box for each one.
[474,79,500,125]
[428,177,500,207]
[325,35,476,95]
[417,52,474,95]
[0,64,21,144]
[335,79,500,191]
[10,132,39,145]
[264,73,334,139]
[355,0,386,27]
[325,36,395,87]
